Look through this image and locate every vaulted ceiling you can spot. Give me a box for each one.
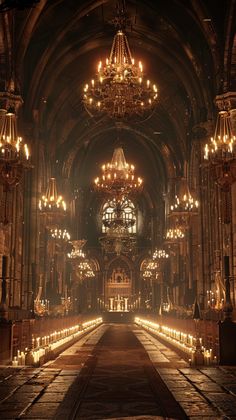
[1,0,235,209]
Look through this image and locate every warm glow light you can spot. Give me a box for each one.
[12,318,102,367]
[83,30,158,119]
[153,249,169,259]
[135,317,216,365]
[39,178,67,214]
[204,110,236,161]
[50,228,70,241]
[170,193,199,213]
[0,107,30,187]
[166,228,185,240]
[94,147,143,197]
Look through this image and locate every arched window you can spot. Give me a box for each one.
[101,197,136,234]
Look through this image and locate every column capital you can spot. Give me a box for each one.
[0,87,23,112]
[215,91,236,111]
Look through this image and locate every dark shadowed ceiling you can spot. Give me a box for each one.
[2,0,234,210]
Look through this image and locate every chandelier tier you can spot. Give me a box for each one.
[50,228,70,242]
[95,147,142,197]
[153,249,169,259]
[68,240,95,279]
[142,258,159,280]
[83,30,158,120]
[39,177,66,216]
[67,240,87,259]
[204,110,236,190]
[0,107,30,189]
[204,110,236,162]
[170,178,199,214]
[165,227,185,241]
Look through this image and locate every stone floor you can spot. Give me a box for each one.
[0,323,236,419]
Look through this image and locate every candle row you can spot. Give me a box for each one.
[135,317,217,365]
[12,317,103,367]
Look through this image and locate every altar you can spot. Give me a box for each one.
[109,294,129,312]
[105,265,132,312]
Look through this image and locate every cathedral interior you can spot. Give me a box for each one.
[0,0,236,419]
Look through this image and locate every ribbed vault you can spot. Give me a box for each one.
[1,0,234,213]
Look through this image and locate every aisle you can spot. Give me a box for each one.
[56,324,187,419]
[0,323,234,419]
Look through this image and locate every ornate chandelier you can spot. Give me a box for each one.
[141,258,159,280]
[77,260,95,279]
[170,193,199,213]
[83,29,158,120]
[170,178,199,214]
[204,110,236,189]
[39,177,67,226]
[95,147,142,197]
[0,106,30,189]
[165,227,185,241]
[153,249,169,259]
[67,240,87,259]
[68,240,95,279]
[146,260,159,271]
[50,228,70,242]
[204,110,236,161]
[168,178,199,234]
[142,269,152,279]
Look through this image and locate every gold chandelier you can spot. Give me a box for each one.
[68,240,95,279]
[204,110,236,162]
[165,227,185,241]
[67,240,87,259]
[142,258,159,280]
[204,110,236,189]
[170,178,199,214]
[77,260,95,279]
[153,249,169,259]
[95,147,142,197]
[0,106,30,189]
[83,29,158,120]
[39,177,67,227]
[50,228,70,242]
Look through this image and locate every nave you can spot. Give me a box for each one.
[1,323,236,420]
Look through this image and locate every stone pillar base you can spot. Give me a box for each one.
[219,320,236,365]
[0,320,13,364]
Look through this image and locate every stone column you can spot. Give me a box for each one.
[124,297,128,312]
[192,122,214,309]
